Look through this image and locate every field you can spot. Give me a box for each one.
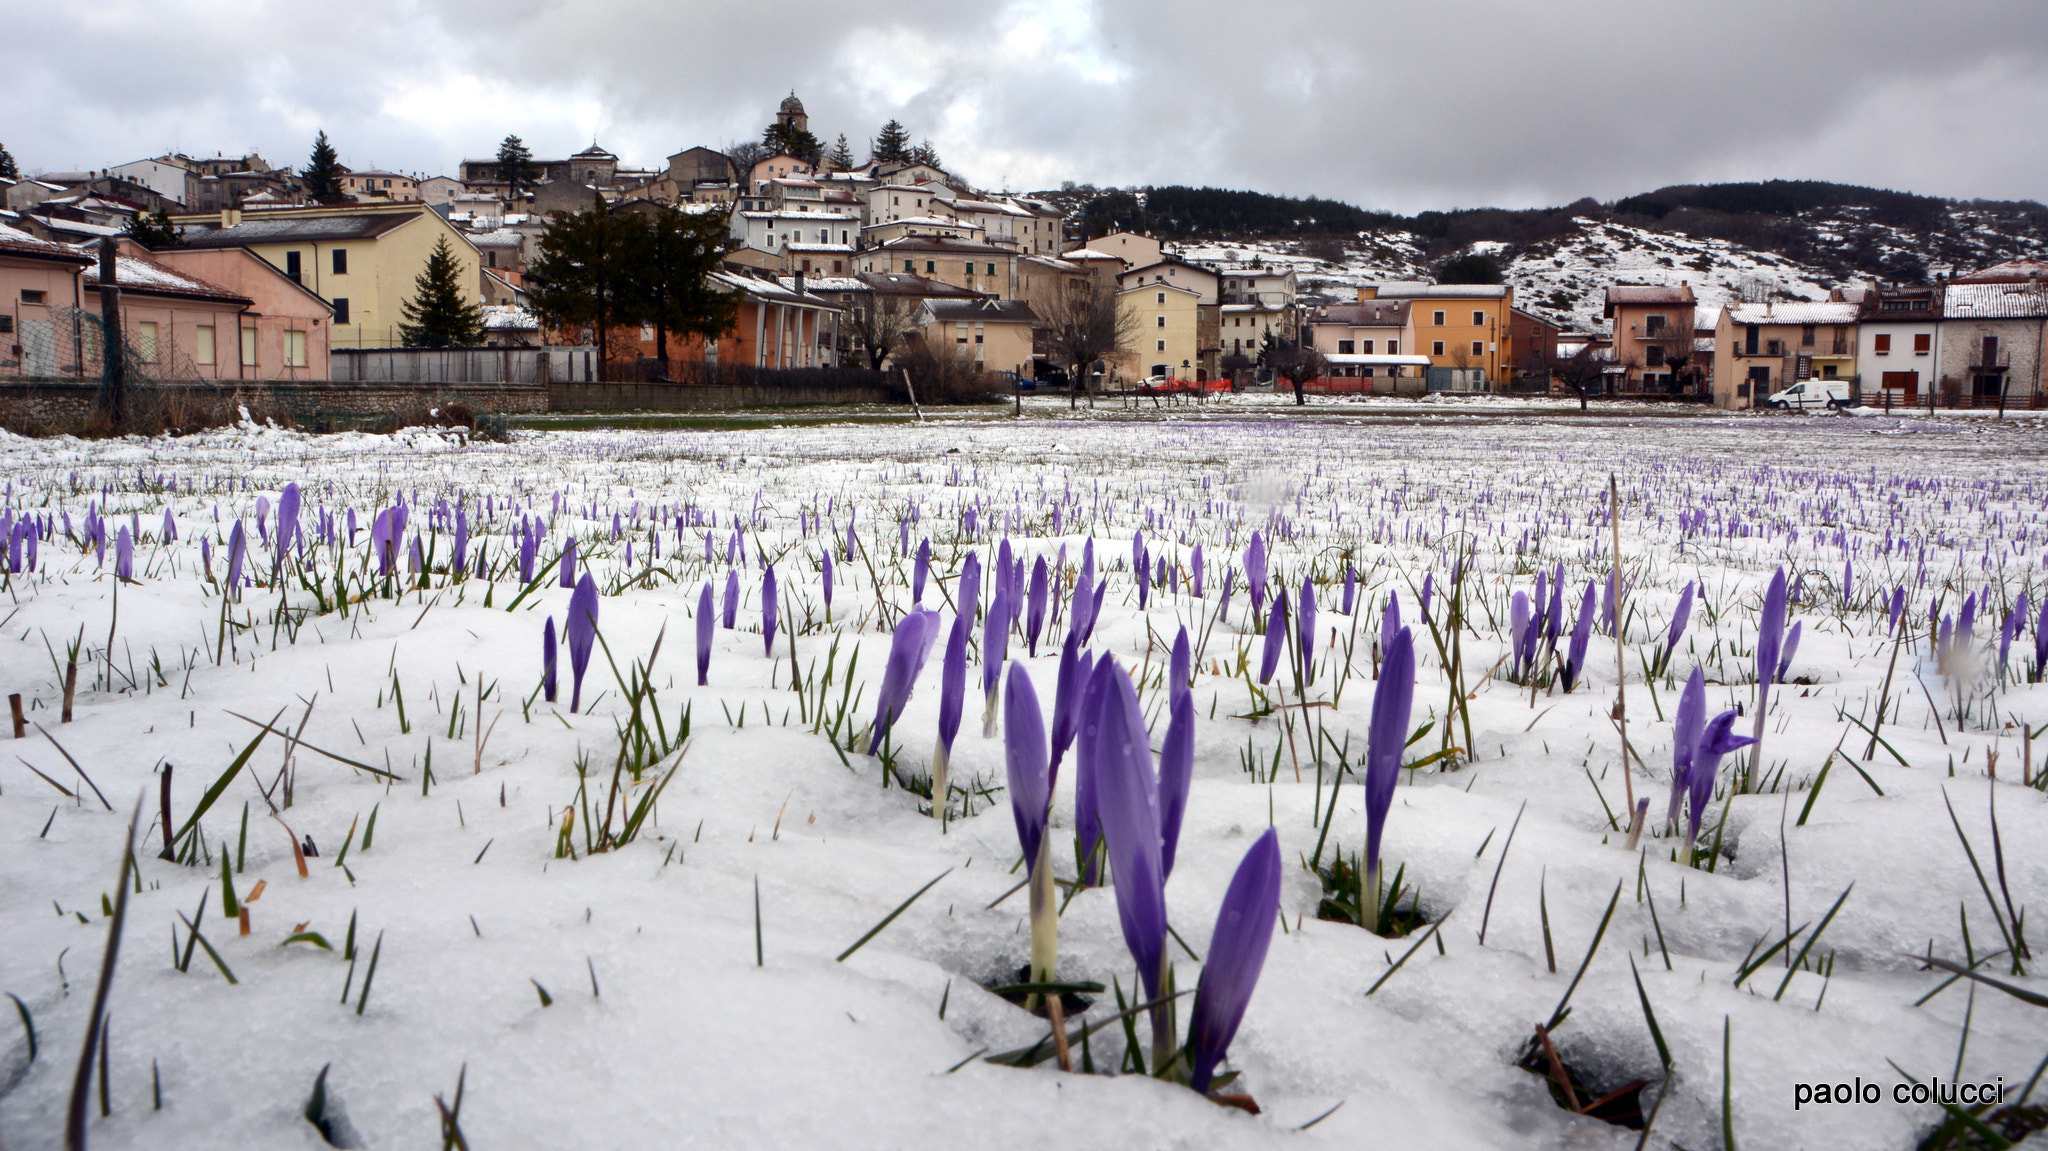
[1,402,2044,1150]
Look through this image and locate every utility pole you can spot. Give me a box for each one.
[97,237,125,425]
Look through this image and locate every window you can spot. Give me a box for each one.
[1801,324,1816,347]
[964,262,975,276]
[382,179,391,189]
[332,249,347,274]
[1156,316,1166,328]
[956,324,969,345]
[286,330,307,368]
[332,298,349,325]
[486,251,497,268]
[987,263,996,276]
[137,322,159,364]
[1157,339,1166,351]
[1472,310,1485,326]
[1915,333,1931,354]
[1337,340,1355,354]
[285,250,302,283]
[925,261,935,273]
[1471,340,1484,357]
[1156,292,1165,304]
[1432,340,1446,356]
[1874,333,1891,353]
[241,327,256,367]
[1387,340,1398,355]
[1644,314,1666,334]
[1362,339,1375,354]
[1646,345,1666,367]
[832,260,842,274]
[1432,310,1445,326]
[974,329,984,344]
[641,322,656,341]
[904,260,915,272]
[1744,324,1760,356]
[21,289,45,304]
[195,325,215,366]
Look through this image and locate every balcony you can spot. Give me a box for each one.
[1970,349,2012,372]
[1627,323,1689,340]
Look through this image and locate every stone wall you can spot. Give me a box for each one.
[549,378,900,411]
[0,378,549,433]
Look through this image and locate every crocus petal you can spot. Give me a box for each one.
[566,574,599,713]
[1668,667,1705,827]
[1004,663,1050,868]
[1187,827,1282,1096]
[696,582,713,685]
[1090,659,1167,1000]
[1158,688,1194,880]
[1364,626,1415,881]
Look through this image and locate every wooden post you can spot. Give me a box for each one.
[1610,473,1636,816]
[97,238,125,425]
[9,693,24,739]
[900,368,924,422]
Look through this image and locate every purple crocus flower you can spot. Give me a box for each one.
[1380,591,1400,656]
[982,587,1009,737]
[542,616,559,702]
[933,612,969,817]
[1298,576,1318,685]
[1049,636,1092,786]
[1245,531,1267,618]
[696,582,714,685]
[255,496,270,544]
[913,538,930,606]
[1258,590,1288,684]
[1958,592,1978,653]
[1890,586,1907,633]
[722,569,739,629]
[1666,580,1695,664]
[1776,620,1802,684]
[1186,827,1281,1097]
[1420,571,1434,615]
[2034,599,2048,680]
[1025,556,1048,656]
[1842,557,1853,607]
[1191,543,1205,598]
[226,521,246,597]
[1004,662,1050,868]
[1090,659,1168,1004]
[1341,564,1356,615]
[1158,688,1194,880]
[1510,591,1535,679]
[1362,626,1415,922]
[559,537,577,588]
[959,550,982,626]
[277,482,300,560]
[761,566,778,656]
[566,574,599,713]
[1687,710,1756,856]
[867,610,939,756]
[1667,667,1705,829]
[114,526,133,581]
[519,528,537,584]
[161,508,176,542]
[821,549,835,613]
[1562,580,1597,692]
[1748,568,1787,787]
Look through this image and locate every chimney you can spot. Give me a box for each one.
[793,270,805,297]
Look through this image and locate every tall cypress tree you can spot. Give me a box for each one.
[630,206,739,371]
[399,236,485,348]
[0,143,18,181]
[302,131,346,204]
[528,195,638,375]
[871,120,911,166]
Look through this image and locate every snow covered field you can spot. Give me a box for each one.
[1,408,2045,1149]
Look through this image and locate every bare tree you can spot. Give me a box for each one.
[1042,280,1137,408]
[847,292,916,370]
[723,141,773,194]
[1548,342,1610,412]
[1219,350,1253,388]
[1265,337,1329,406]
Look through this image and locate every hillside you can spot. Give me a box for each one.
[1038,181,2048,333]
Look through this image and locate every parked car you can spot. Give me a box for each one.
[1767,379,1852,411]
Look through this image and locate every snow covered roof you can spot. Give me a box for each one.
[1721,302,1860,326]
[178,211,420,247]
[471,230,524,247]
[919,298,1036,324]
[865,216,973,230]
[787,243,854,253]
[0,222,92,264]
[1943,282,2048,320]
[1603,283,1694,316]
[1325,353,1432,366]
[1316,300,1410,326]
[1062,248,1125,262]
[1221,302,1287,313]
[1954,259,2048,283]
[482,305,537,331]
[83,253,251,305]
[1372,283,1509,300]
[738,210,859,222]
[786,276,863,292]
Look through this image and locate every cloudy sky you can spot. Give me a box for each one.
[8,0,2044,212]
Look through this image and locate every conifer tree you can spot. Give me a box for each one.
[399,236,486,348]
[495,135,540,198]
[762,121,822,167]
[826,134,856,172]
[302,131,347,204]
[123,209,182,249]
[871,120,911,165]
[0,143,17,181]
[908,139,942,170]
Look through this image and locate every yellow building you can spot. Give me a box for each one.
[1117,280,1202,382]
[173,203,483,349]
[1709,301,1860,409]
[1369,283,1513,390]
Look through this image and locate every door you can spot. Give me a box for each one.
[1881,371,1918,404]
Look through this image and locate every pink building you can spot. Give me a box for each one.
[143,243,334,379]
[0,224,93,376]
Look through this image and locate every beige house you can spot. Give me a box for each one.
[342,170,419,202]
[1709,301,1859,409]
[1307,298,1416,378]
[173,203,483,350]
[1369,283,1514,390]
[1117,280,1203,381]
[859,236,1018,300]
[1604,283,1697,389]
[911,298,1036,375]
[1074,231,1161,271]
[1939,281,2047,404]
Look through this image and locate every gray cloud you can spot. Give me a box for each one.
[4,0,2042,211]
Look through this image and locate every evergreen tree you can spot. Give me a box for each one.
[495,134,540,198]
[908,139,941,170]
[871,120,911,166]
[302,131,347,205]
[826,134,856,172]
[399,236,486,348]
[0,143,17,181]
[528,195,638,374]
[123,209,182,249]
[762,121,822,167]
[628,206,740,371]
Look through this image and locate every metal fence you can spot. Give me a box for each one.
[332,347,599,384]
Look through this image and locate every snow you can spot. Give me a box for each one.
[0,407,2043,1150]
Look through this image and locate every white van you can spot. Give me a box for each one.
[1766,379,1852,411]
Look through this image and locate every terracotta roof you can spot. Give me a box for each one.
[1603,283,1694,317]
[84,253,251,305]
[0,222,93,264]
[1953,259,2048,284]
[1315,300,1410,326]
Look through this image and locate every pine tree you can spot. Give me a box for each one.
[302,131,346,205]
[399,236,486,348]
[762,121,822,167]
[908,139,942,170]
[871,120,911,166]
[0,143,17,181]
[123,210,182,249]
[629,207,740,371]
[826,134,856,172]
[528,195,637,374]
[495,134,540,198]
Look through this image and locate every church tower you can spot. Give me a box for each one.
[776,93,809,136]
